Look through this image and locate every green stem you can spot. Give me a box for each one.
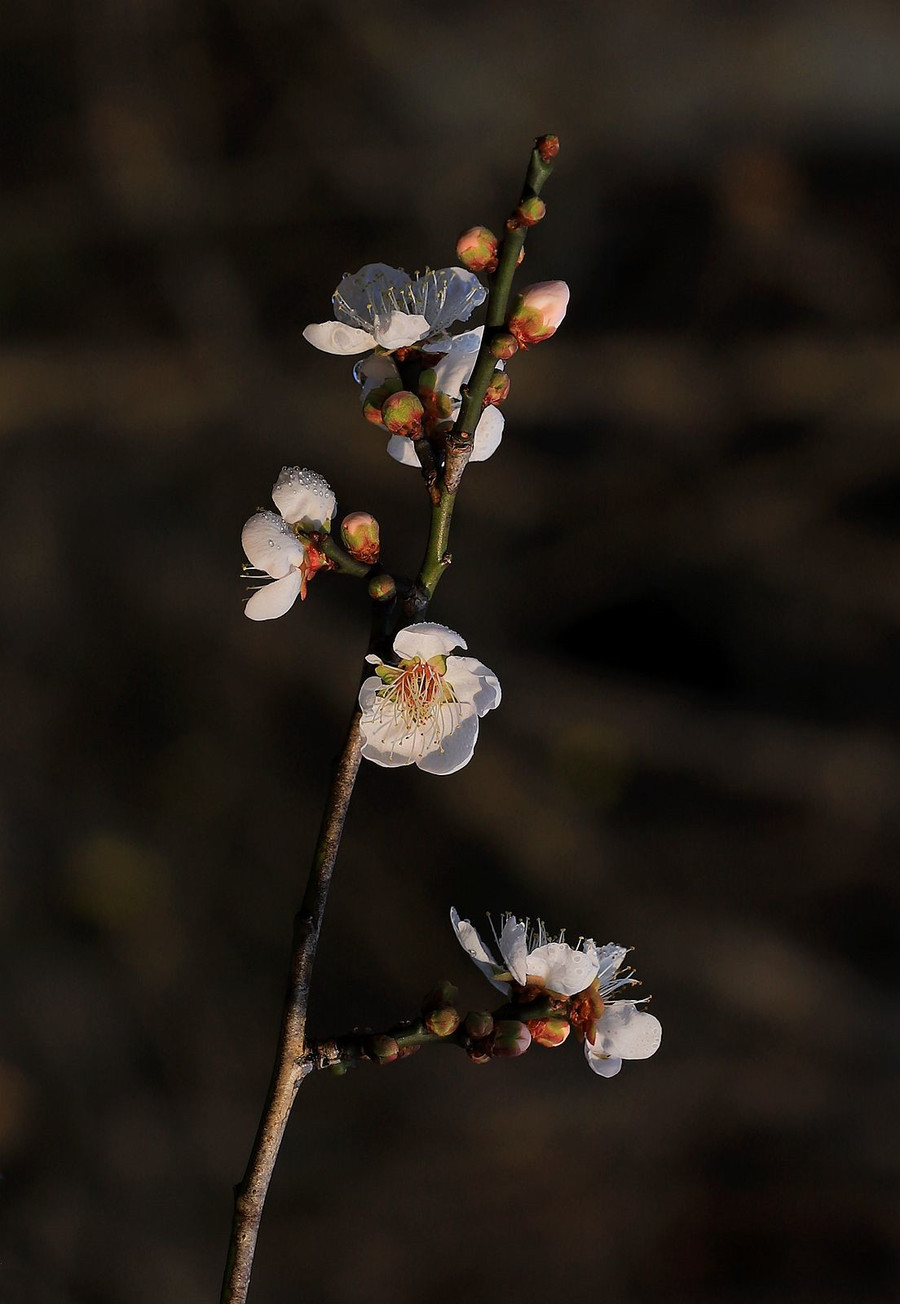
[318,533,374,579]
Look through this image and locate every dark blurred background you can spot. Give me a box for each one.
[2,2,900,1301]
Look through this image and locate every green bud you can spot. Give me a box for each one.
[381,390,424,437]
[340,511,380,564]
[368,1035,400,1065]
[425,1006,460,1038]
[489,333,518,361]
[363,380,401,426]
[464,1010,494,1040]
[367,573,397,602]
[456,225,499,273]
[517,196,546,226]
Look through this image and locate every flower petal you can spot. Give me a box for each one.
[372,311,431,350]
[413,267,487,334]
[450,908,508,992]
[392,623,467,660]
[385,434,422,467]
[241,511,304,578]
[332,264,412,327]
[354,351,401,399]
[415,713,479,775]
[271,467,336,529]
[358,674,463,768]
[431,328,482,398]
[302,322,376,355]
[588,1002,662,1061]
[584,1049,623,1078]
[471,406,504,462]
[445,656,502,717]
[525,942,600,997]
[498,916,529,985]
[243,570,302,621]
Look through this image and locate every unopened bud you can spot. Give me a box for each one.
[528,1016,571,1049]
[425,1006,460,1038]
[368,1035,399,1065]
[422,981,458,1012]
[340,511,380,564]
[517,196,546,226]
[489,333,518,361]
[464,1010,494,1040]
[483,372,510,407]
[507,280,570,348]
[367,573,396,602]
[536,134,560,163]
[489,1020,532,1059]
[456,225,499,273]
[363,382,400,426]
[381,390,424,438]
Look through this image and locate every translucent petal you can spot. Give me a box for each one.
[588,1003,662,1061]
[431,328,482,398]
[302,321,376,355]
[243,571,302,621]
[450,908,508,993]
[498,916,529,986]
[413,267,486,334]
[385,434,422,467]
[354,352,400,399]
[393,623,467,660]
[332,264,412,326]
[471,406,504,462]
[372,311,431,350]
[444,656,502,717]
[241,512,304,578]
[525,942,600,997]
[592,944,630,996]
[415,713,479,776]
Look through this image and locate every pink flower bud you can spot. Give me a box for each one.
[381,390,424,437]
[489,333,518,361]
[516,196,546,226]
[483,372,510,408]
[456,225,499,273]
[528,1016,571,1049]
[367,573,397,602]
[507,280,569,348]
[340,511,380,564]
[489,1020,532,1059]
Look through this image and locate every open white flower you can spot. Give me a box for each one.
[355,328,504,466]
[359,623,500,774]
[303,263,486,356]
[241,467,335,621]
[450,910,662,1078]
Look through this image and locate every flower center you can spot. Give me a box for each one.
[567,982,605,1041]
[376,656,458,743]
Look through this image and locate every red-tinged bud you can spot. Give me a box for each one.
[464,1010,494,1040]
[483,372,510,408]
[381,390,424,438]
[517,196,546,226]
[528,1017,571,1049]
[507,280,570,348]
[490,333,518,361]
[340,511,380,564]
[367,573,397,602]
[425,1006,460,1038]
[362,381,400,426]
[456,225,499,273]
[368,1035,400,1065]
[536,134,559,163]
[422,981,458,1012]
[489,1020,532,1059]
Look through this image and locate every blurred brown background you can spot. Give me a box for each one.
[2,2,900,1301]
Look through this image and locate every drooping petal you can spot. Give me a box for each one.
[587,1002,662,1061]
[525,942,601,997]
[584,1048,623,1078]
[271,467,336,529]
[302,321,377,355]
[450,908,508,992]
[385,434,422,467]
[393,623,467,661]
[444,656,502,718]
[470,406,504,462]
[243,570,302,621]
[241,511,305,578]
[498,916,529,986]
[372,311,431,350]
[415,713,479,776]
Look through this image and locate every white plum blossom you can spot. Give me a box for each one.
[450,910,662,1078]
[241,467,336,621]
[359,623,500,774]
[303,263,486,356]
[355,328,504,466]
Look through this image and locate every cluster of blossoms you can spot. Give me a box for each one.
[451,910,662,1077]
